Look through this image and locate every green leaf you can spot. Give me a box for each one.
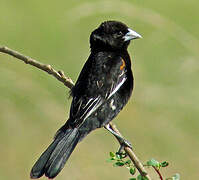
[120,152,127,158]
[115,152,126,159]
[146,158,160,168]
[110,152,115,158]
[160,161,169,167]
[116,153,122,159]
[106,158,115,162]
[137,175,149,180]
[125,159,131,165]
[129,167,136,175]
[129,178,136,180]
[113,161,125,167]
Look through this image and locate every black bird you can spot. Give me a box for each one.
[30,20,142,179]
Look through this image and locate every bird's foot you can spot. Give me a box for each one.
[104,124,133,149]
[116,145,127,158]
[119,138,132,149]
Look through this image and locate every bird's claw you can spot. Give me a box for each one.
[116,149,127,158]
[117,139,132,156]
[120,138,132,149]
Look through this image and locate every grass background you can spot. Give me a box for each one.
[0,0,199,179]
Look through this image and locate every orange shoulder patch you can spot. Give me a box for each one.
[120,58,126,70]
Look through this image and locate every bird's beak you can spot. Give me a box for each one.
[124,28,142,41]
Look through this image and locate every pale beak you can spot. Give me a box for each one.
[124,28,142,41]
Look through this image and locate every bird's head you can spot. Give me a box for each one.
[90,21,142,52]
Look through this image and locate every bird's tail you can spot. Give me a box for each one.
[30,127,80,179]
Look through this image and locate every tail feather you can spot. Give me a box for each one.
[30,128,80,179]
[30,138,60,179]
[45,128,79,178]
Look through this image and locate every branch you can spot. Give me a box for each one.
[0,46,151,180]
[0,46,74,89]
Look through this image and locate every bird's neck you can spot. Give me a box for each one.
[91,48,132,67]
[91,47,128,55]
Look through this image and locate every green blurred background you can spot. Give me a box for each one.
[0,0,198,179]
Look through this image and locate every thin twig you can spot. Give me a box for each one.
[0,46,74,89]
[152,166,163,180]
[0,46,151,180]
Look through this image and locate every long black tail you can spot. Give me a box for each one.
[30,128,80,179]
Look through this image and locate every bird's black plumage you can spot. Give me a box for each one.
[30,20,141,179]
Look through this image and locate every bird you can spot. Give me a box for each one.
[30,20,142,179]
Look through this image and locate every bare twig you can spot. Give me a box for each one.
[0,46,74,89]
[0,46,151,180]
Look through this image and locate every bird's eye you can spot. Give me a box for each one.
[114,31,123,38]
[117,31,123,36]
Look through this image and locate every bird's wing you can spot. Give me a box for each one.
[68,54,127,127]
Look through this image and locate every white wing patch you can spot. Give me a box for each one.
[108,76,127,99]
[71,96,102,126]
[81,96,102,121]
